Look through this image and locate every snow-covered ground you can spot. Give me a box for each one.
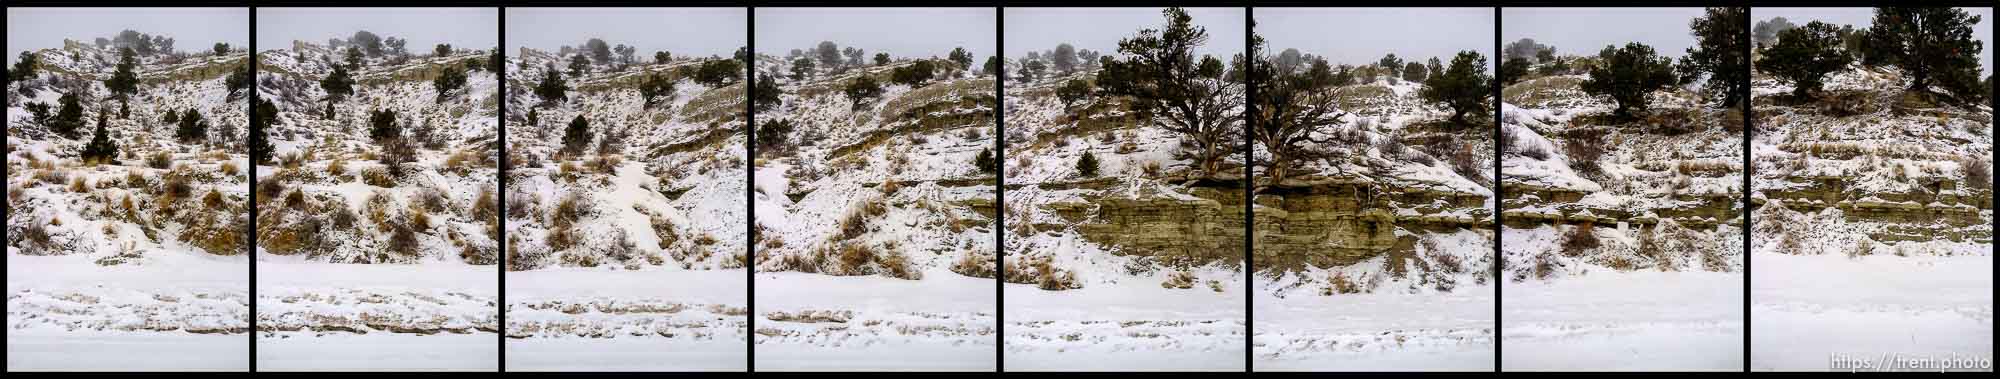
[755,270,995,371]
[254,261,497,371]
[1254,288,1494,371]
[1502,269,1744,371]
[1003,279,1244,371]
[6,253,249,371]
[1751,253,1992,371]
[506,269,746,371]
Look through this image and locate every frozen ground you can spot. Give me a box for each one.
[6,252,249,371]
[1502,270,1744,371]
[254,261,497,371]
[1751,252,1993,372]
[1003,279,1245,372]
[1254,288,1494,371]
[754,270,995,371]
[506,269,746,371]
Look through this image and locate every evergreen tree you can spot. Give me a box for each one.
[569,54,591,77]
[584,38,612,64]
[344,46,364,71]
[434,44,452,57]
[369,109,401,144]
[1378,53,1404,77]
[487,49,505,73]
[1580,42,1679,118]
[752,75,782,112]
[638,73,676,109]
[535,64,569,106]
[1053,43,1079,74]
[434,65,468,103]
[791,57,816,80]
[321,64,357,102]
[692,59,742,87]
[563,115,592,156]
[983,56,1002,78]
[1499,57,1529,85]
[1098,7,1242,177]
[81,111,118,164]
[873,52,891,66]
[1056,79,1092,109]
[213,43,230,55]
[947,47,974,71]
[756,118,794,152]
[1075,150,1099,177]
[52,93,85,138]
[843,75,883,109]
[105,48,141,102]
[163,107,180,124]
[11,51,39,82]
[1681,7,1750,107]
[1420,51,1496,127]
[974,148,997,175]
[176,108,207,143]
[226,63,252,99]
[890,60,938,87]
[1403,62,1428,82]
[1757,21,1853,99]
[1867,7,1984,98]
[1754,17,1798,48]
[655,51,672,64]
[251,98,278,165]
[816,41,843,70]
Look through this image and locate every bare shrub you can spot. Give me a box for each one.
[1560,223,1599,257]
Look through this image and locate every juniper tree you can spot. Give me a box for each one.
[1403,62,1428,82]
[1754,17,1797,48]
[368,109,401,144]
[1757,21,1853,99]
[948,47,974,71]
[434,44,452,57]
[251,98,278,165]
[487,49,505,73]
[12,52,39,82]
[1421,51,1496,127]
[1580,43,1678,118]
[983,56,1002,78]
[752,75,782,113]
[344,46,364,71]
[535,63,569,106]
[226,63,252,99]
[1099,7,1243,177]
[1867,7,1984,99]
[1499,57,1529,85]
[815,41,842,70]
[843,75,883,110]
[756,118,794,153]
[974,148,996,174]
[873,52,891,66]
[1378,53,1404,77]
[1248,30,1347,189]
[321,64,357,102]
[1076,150,1100,177]
[176,108,207,143]
[569,54,591,77]
[655,51,672,64]
[692,59,742,87]
[1056,79,1092,110]
[638,73,677,109]
[81,111,118,164]
[1681,7,1750,107]
[562,115,592,156]
[890,60,937,87]
[584,38,612,64]
[791,57,816,80]
[52,93,85,138]
[1053,43,1079,74]
[105,48,141,105]
[434,65,468,104]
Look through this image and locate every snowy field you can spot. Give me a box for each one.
[1003,279,1245,372]
[6,252,249,371]
[1751,252,1993,372]
[506,269,746,371]
[254,261,497,371]
[1254,288,1494,371]
[1502,270,1744,371]
[754,270,995,371]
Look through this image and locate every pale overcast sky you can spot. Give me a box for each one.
[1005,7,1245,61]
[8,7,248,64]
[1257,7,1492,68]
[1754,7,1991,76]
[256,8,498,52]
[1503,8,1707,60]
[756,8,995,61]
[507,8,745,58]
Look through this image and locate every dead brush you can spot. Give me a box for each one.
[1560,223,1599,257]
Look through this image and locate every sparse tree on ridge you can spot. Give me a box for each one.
[251,98,278,164]
[535,63,570,106]
[563,115,592,156]
[1681,7,1750,107]
[874,52,891,66]
[843,75,883,110]
[1580,42,1679,118]
[1757,21,1853,99]
[791,57,816,81]
[1056,79,1092,110]
[1053,43,1079,74]
[1378,53,1404,77]
[1421,51,1496,127]
[569,54,591,77]
[1403,62,1427,82]
[1754,17,1797,48]
[176,108,207,143]
[815,41,842,70]
[656,51,672,64]
[585,38,612,64]
[948,47,974,72]
[1866,7,1986,103]
[1100,7,1243,178]
[81,110,118,164]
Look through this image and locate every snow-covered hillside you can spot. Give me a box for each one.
[8,37,252,371]
[252,38,500,371]
[1499,59,1746,371]
[1748,61,1992,371]
[750,51,997,371]
[500,46,748,371]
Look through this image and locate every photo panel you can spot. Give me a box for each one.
[1248,7,1497,372]
[252,7,501,371]
[1000,7,1247,372]
[1497,7,1747,371]
[1748,7,1993,372]
[6,7,252,371]
[750,7,999,371]
[500,7,749,372]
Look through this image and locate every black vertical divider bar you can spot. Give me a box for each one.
[1242,5,1256,374]
[745,6,758,373]
[994,4,1007,373]
[1740,5,1752,373]
[247,6,259,373]
[496,6,509,373]
[1491,5,1504,373]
